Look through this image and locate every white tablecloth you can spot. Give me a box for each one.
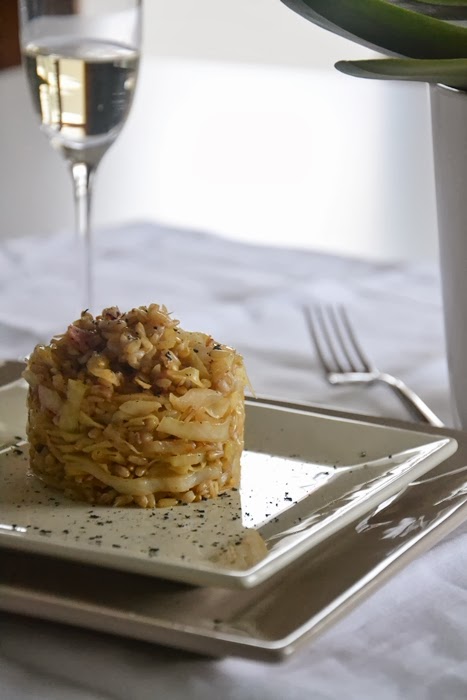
[1,222,465,700]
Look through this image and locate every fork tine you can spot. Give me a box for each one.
[326,305,358,371]
[303,305,345,374]
[335,305,374,372]
[304,304,374,374]
[303,306,329,372]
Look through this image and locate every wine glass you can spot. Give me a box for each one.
[18,0,142,312]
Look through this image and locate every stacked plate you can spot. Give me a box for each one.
[1,381,466,661]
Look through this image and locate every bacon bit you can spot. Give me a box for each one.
[103,306,121,320]
[67,325,98,353]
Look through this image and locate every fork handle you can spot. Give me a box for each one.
[378,373,444,427]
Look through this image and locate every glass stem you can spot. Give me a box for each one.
[69,161,96,314]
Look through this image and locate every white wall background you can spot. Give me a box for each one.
[142,0,374,68]
[0,0,438,260]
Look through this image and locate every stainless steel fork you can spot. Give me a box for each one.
[304,304,444,427]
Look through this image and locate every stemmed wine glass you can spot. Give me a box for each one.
[18,0,142,312]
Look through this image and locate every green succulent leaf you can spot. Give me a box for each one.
[410,0,467,5]
[279,0,467,58]
[389,0,467,20]
[336,57,467,89]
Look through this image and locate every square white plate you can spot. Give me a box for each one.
[0,382,457,588]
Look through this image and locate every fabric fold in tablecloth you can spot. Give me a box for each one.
[0,221,451,425]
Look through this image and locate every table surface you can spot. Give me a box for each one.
[1,222,464,700]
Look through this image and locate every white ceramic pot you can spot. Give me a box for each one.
[430,84,467,429]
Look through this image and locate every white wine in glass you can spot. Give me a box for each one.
[18,0,142,311]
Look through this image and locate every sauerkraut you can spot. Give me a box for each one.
[24,304,247,508]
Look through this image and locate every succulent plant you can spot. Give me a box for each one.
[280,0,467,90]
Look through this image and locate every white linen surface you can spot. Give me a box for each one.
[1,222,466,700]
